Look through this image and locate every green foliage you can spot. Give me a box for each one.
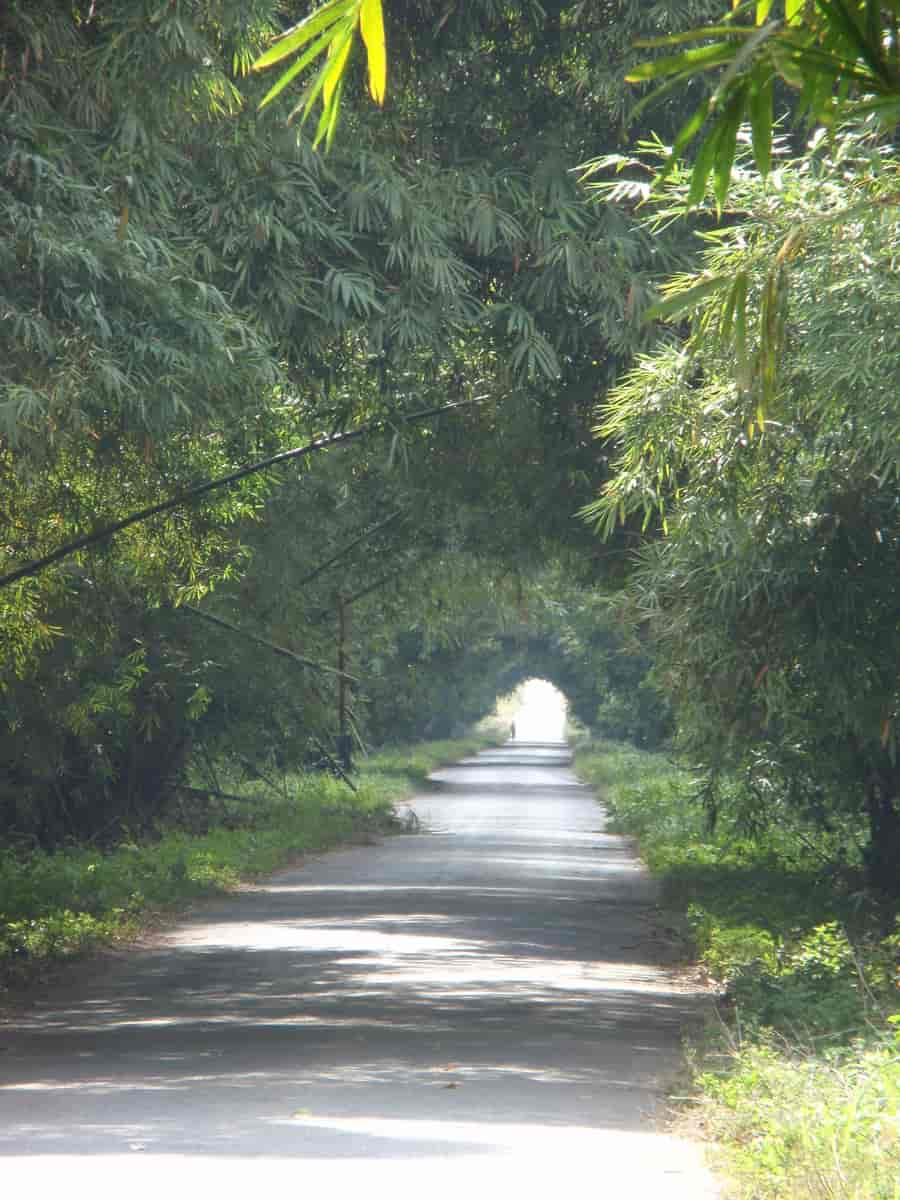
[253,0,386,144]
[574,741,895,1030]
[575,740,899,1200]
[697,1039,900,1199]
[589,124,900,892]
[627,1,900,209]
[0,764,400,989]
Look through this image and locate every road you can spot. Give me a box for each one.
[0,742,718,1198]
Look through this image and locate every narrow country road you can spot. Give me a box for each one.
[0,743,718,1198]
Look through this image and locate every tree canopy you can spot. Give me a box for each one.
[1,1,898,895]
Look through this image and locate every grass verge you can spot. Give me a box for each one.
[575,739,899,1200]
[0,732,496,996]
[358,729,502,790]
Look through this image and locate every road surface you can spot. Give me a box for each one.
[0,742,718,1197]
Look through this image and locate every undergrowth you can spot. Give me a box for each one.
[575,739,899,1200]
[0,733,494,994]
[357,730,500,788]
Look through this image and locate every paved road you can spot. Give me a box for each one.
[0,743,718,1198]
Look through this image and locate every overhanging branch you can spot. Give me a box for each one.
[180,604,357,681]
[0,397,481,591]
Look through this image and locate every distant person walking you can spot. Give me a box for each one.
[510,720,516,742]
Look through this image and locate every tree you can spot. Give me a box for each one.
[0,0,714,846]
[592,124,900,892]
[591,1,899,207]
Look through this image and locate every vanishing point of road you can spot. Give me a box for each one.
[1,742,719,1198]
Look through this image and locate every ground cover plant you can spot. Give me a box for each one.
[575,739,899,1200]
[0,732,494,996]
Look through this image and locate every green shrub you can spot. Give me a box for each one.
[697,1038,900,1200]
[574,739,899,1200]
[0,733,488,991]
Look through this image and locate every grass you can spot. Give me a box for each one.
[0,731,498,995]
[358,728,502,789]
[575,739,899,1200]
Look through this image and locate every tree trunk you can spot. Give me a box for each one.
[864,764,900,898]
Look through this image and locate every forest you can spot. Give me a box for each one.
[2,0,897,885]
[1,3,898,1193]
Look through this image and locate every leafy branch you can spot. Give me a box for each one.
[253,0,386,148]
[0,398,481,591]
[629,1,900,207]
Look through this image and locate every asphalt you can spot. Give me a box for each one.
[0,742,719,1198]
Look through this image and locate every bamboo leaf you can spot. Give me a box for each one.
[322,78,345,150]
[645,276,729,322]
[816,0,886,80]
[635,27,758,48]
[710,19,781,106]
[359,0,387,104]
[629,70,702,125]
[322,23,354,111]
[294,72,327,124]
[293,19,353,127]
[756,0,775,23]
[712,87,747,210]
[720,270,748,338]
[749,66,774,174]
[257,28,335,110]
[626,42,738,83]
[785,0,805,23]
[673,99,712,158]
[252,1,353,71]
[734,272,749,387]
[687,126,719,206]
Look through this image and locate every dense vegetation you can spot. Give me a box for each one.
[1,3,897,1192]
[2,0,703,849]
[576,740,898,1200]
[0,729,500,989]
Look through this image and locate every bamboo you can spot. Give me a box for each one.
[0,397,481,590]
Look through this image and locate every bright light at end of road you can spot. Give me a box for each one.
[512,678,566,742]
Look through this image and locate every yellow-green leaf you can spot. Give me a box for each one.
[257,27,335,111]
[252,1,353,71]
[359,0,386,105]
[626,42,737,83]
[323,23,354,110]
[645,276,729,322]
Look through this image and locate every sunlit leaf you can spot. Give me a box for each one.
[257,28,335,111]
[645,276,729,322]
[252,2,353,71]
[626,43,738,83]
[359,0,386,105]
[252,0,389,144]
[322,23,354,111]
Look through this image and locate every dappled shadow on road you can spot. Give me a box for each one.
[0,881,704,1159]
[0,747,711,1171]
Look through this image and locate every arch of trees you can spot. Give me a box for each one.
[1,2,897,894]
